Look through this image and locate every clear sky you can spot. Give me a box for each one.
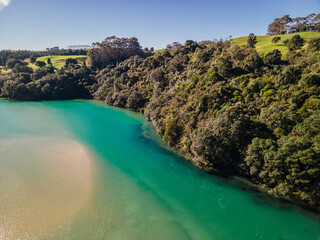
[0,0,319,50]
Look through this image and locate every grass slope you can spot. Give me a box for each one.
[28,55,87,70]
[232,31,320,55]
[0,66,11,74]
[0,55,87,75]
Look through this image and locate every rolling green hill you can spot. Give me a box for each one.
[28,55,87,70]
[0,66,11,74]
[232,31,320,55]
[1,55,87,75]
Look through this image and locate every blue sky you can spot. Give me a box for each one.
[0,0,319,50]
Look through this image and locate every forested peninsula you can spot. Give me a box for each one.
[1,14,320,211]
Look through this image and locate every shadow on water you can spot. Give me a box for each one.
[133,121,320,223]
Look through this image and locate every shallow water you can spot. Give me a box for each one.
[0,100,319,240]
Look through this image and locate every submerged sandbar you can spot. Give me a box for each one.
[0,136,94,239]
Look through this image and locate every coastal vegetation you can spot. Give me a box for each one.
[1,17,320,210]
[90,34,320,210]
[0,57,94,100]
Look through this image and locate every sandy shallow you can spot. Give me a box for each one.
[0,136,94,239]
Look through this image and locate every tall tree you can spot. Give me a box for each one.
[267,15,292,35]
[247,33,257,48]
[88,36,144,69]
[284,34,305,51]
[30,55,37,64]
[268,13,320,35]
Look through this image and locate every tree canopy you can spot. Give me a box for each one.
[88,36,146,69]
[284,34,305,51]
[267,13,320,35]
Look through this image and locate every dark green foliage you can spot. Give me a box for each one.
[88,36,144,69]
[260,104,300,136]
[6,59,23,69]
[275,66,301,87]
[307,37,320,51]
[216,57,232,77]
[126,91,145,110]
[264,49,282,66]
[30,55,37,64]
[191,106,256,170]
[271,36,281,45]
[12,64,33,74]
[31,68,50,81]
[300,74,320,86]
[242,50,263,72]
[0,50,40,66]
[35,61,46,68]
[284,35,305,51]
[245,138,279,184]
[65,58,78,66]
[246,113,320,206]
[163,118,183,146]
[247,33,257,48]
[1,64,95,100]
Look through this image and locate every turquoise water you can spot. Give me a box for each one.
[0,99,319,240]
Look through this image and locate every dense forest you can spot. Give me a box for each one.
[0,32,320,210]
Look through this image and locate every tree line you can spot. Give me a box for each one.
[87,36,152,69]
[267,13,320,35]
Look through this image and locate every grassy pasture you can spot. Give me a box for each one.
[27,55,87,70]
[231,31,320,55]
[0,55,87,75]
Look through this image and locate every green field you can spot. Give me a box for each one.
[232,31,320,55]
[28,55,87,70]
[0,66,11,75]
[1,32,320,75]
[0,55,87,75]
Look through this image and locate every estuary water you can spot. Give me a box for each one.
[0,99,319,240]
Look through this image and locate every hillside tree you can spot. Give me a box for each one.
[271,36,281,45]
[247,33,257,48]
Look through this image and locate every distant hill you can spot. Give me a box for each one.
[0,55,87,75]
[28,55,87,70]
[232,31,320,55]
